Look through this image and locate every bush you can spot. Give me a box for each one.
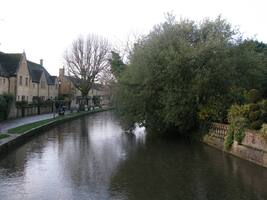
[245,89,261,103]
[0,96,8,119]
[16,100,28,108]
[260,124,267,140]
[262,112,267,123]
[0,93,14,120]
[248,110,261,121]
[225,124,234,150]
[249,103,260,111]
[260,100,267,111]
[234,126,245,144]
[228,104,250,123]
[93,96,101,107]
[250,120,263,130]
[227,105,248,146]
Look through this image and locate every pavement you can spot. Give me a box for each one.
[0,113,58,132]
[0,107,108,132]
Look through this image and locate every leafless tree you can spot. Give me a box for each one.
[64,34,111,97]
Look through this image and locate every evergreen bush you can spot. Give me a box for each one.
[0,93,14,120]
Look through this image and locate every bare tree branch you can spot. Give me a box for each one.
[64,34,111,97]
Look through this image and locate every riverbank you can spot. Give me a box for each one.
[0,107,113,155]
[202,123,267,168]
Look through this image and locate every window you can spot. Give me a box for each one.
[17,96,20,101]
[33,83,35,88]
[22,96,25,101]
[19,76,22,85]
[3,78,5,84]
[25,77,28,86]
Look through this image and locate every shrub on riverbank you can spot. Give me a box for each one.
[224,93,267,149]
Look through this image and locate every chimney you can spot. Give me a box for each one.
[59,67,65,77]
[40,59,43,66]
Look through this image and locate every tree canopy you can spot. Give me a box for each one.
[114,16,267,134]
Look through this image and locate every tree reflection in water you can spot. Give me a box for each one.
[0,112,267,200]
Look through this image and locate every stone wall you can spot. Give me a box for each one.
[203,123,267,168]
[8,102,53,119]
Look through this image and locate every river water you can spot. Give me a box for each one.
[0,111,267,200]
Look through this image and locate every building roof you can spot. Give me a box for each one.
[0,52,56,85]
[27,61,55,84]
[50,76,57,84]
[27,61,43,83]
[0,52,22,77]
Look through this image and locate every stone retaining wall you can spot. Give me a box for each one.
[203,123,267,168]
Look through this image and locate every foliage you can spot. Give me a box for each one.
[224,115,247,150]
[227,104,249,145]
[234,126,245,144]
[92,96,101,107]
[16,100,28,107]
[114,15,267,134]
[248,110,261,121]
[227,104,250,124]
[109,51,126,79]
[233,117,247,144]
[244,89,261,103]
[0,133,9,140]
[250,120,263,130]
[224,124,234,150]
[0,93,14,120]
[249,103,260,112]
[260,123,267,140]
[259,100,267,123]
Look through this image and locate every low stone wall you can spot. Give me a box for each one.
[203,123,267,168]
[8,103,53,119]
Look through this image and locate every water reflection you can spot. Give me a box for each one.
[109,139,267,200]
[0,111,267,200]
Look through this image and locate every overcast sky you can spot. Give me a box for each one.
[0,0,266,75]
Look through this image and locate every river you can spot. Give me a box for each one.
[0,111,267,200]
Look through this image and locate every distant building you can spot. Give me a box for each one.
[0,52,58,102]
[58,67,111,106]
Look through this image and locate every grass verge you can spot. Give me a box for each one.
[8,118,55,134]
[0,134,10,140]
[7,108,109,134]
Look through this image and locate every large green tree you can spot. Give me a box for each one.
[115,16,267,134]
[109,51,126,79]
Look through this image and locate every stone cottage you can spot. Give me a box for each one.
[0,51,58,102]
[58,67,111,106]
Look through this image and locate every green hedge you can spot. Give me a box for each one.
[0,93,14,120]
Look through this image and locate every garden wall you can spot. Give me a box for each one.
[203,123,267,168]
[8,102,53,119]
